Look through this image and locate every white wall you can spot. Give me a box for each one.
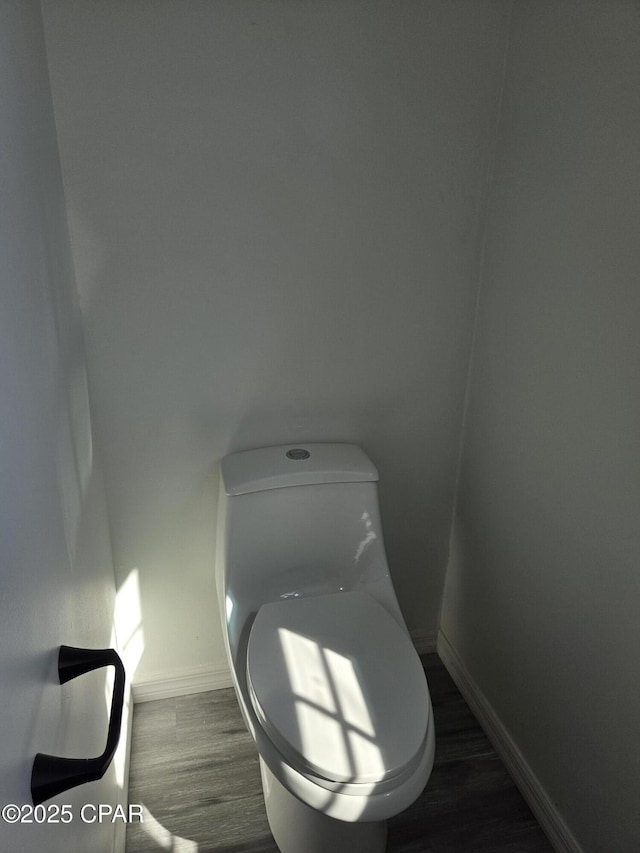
[441,3,640,851]
[0,2,124,850]
[42,0,512,683]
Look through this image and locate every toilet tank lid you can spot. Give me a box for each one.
[220,443,378,496]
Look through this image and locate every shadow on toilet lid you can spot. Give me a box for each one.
[246,590,429,785]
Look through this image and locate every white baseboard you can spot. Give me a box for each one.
[437,629,583,853]
[131,628,437,703]
[130,630,436,704]
[132,664,233,703]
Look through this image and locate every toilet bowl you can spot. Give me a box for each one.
[215,443,435,853]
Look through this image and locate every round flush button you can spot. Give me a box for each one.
[286,448,310,460]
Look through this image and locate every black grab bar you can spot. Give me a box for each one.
[31,646,126,805]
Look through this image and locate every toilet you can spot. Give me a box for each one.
[215,443,435,853]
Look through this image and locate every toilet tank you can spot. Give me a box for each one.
[221,443,378,496]
[215,444,400,649]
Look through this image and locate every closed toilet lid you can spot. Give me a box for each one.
[246,590,429,785]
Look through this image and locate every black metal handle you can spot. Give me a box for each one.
[31,646,126,805]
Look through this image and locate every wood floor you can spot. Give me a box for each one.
[126,654,554,852]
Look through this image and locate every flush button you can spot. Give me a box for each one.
[286,448,310,460]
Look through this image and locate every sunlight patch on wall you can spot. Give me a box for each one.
[113,567,145,677]
[110,567,145,788]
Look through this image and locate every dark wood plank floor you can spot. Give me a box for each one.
[126,654,554,852]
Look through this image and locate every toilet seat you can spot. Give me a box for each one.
[246,591,429,789]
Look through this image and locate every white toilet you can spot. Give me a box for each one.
[215,443,435,853]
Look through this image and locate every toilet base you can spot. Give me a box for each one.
[259,758,388,853]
